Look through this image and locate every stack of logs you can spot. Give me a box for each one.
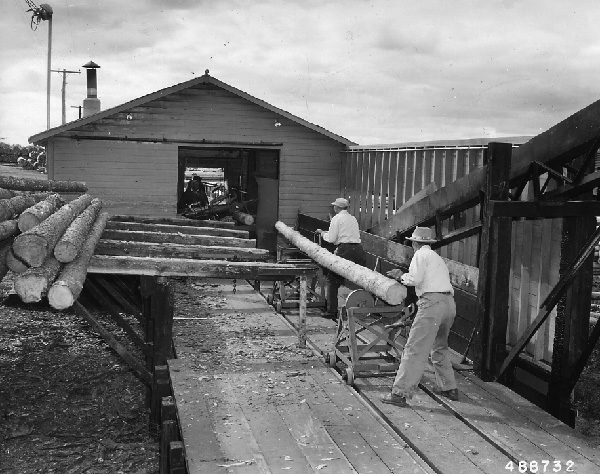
[0,175,108,310]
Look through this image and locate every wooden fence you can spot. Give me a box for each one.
[341,139,561,370]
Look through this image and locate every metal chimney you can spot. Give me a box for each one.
[82,61,101,117]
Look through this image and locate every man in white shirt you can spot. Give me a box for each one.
[381,226,459,407]
[316,198,366,318]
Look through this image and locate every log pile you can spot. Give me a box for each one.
[0,175,108,309]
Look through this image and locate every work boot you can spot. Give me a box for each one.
[436,388,459,401]
[380,393,408,407]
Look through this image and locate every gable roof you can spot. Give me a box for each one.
[29,71,356,146]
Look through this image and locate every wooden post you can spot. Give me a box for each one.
[547,215,594,426]
[298,276,307,348]
[473,142,513,381]
[160,396,179,474]
[152,365,171,427]
[169,441,186,474]
[141,276,156,410]
[153,277,175,366]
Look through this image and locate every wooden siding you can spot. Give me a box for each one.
[48,83,346,221]
[342,144,561,367]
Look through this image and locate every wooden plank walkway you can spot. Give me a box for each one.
[169,279,599,474]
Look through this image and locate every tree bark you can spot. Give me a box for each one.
[6,246,29,274]
[14,256,62,303]
[12,194,94,267]
[101,229,256,249]
[54,198,103,263]
[95,239,270,260]
[109,214,235,228]
[86,255,318,279]
[0,220,18,241]
[48,212,109,310]
[275,221,407,305]
[0,239,13,282]
[0,175,87,193]
[0,188,15,200]
[232,210,255,225]
[18,193,64,232]
[0,193,49,222]
[105,220,249,238]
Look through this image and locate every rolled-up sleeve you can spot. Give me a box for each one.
[322,217,340,244]
[400,251,426,287]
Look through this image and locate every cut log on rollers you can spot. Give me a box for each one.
[18,193,64,232]
[12,194,94,267]
[275,221,407,305]
[0,219,19,241]
[0,175,87,193]
[48,212,109,310]
[0,193,50,222]
[54,198,102,263]
[14,256,62,303]
[104,220,249,238]
[232,210,255,225]
[95,239,270,261]
[101,229,257,248]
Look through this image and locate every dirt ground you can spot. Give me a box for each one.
[0,277,159,474]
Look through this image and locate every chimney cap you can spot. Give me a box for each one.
[83,61,101,69]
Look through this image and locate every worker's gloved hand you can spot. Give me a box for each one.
[386,268,404,280]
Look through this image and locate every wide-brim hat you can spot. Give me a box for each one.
[406,226,437,243]
[331,197,349,208]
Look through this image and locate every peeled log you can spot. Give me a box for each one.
[0,193,49,222]
[0,220,18,240]
[48,212,109,310]
[275,221,407,306]
[101,229,256,249]
[54,198,102,263]
[105,220,249,238]
[0,175,87,193]
[18,193,64,232]
[14,256,62,303]
[12,194,94,267]
[232,210,255,225]
[95,239,270,261]
[6,247,29,274]
[0,188,15,199]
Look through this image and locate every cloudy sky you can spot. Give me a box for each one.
[1,0,599,146]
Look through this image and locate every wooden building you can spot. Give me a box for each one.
[29,71,355,249]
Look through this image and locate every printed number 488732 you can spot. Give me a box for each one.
[505,460,574,472]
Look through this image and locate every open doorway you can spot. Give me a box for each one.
[177,146,280,250]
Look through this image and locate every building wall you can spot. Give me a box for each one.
[49,83,346,221]
[50,137,178,216]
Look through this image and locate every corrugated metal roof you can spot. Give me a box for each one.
[29,72,356,146]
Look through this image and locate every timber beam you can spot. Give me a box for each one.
[101,229,256,248]
[105,220,249,239]
[109,214,235,228]
[88,255,319,279]
[489,200,600,218]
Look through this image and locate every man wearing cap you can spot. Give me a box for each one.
[316,198,366,319]
[381,226,459,407]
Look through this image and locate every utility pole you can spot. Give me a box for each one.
[25,2,53,129]
[52,68,80,124]
[70,105,82,120]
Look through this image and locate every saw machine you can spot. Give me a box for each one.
[325,289,417,386]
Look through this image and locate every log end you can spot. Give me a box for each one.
[17,214,41,233]
[14,275,46,303]
[384,283,408,306]
[12,235,48,267]
[54,242,78,264]
[48,281,75,310]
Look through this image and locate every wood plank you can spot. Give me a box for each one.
[460,371,600,470]
[307,369,430,474]
[88,255,319,279]
[379,151,390,226]
[101,229,256,248]
[365,152,377,229]
[96,239,270,261]
[105,220,249,238]
[359,377,486,474]
[387,152,399,220]
[489,200,600,218]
